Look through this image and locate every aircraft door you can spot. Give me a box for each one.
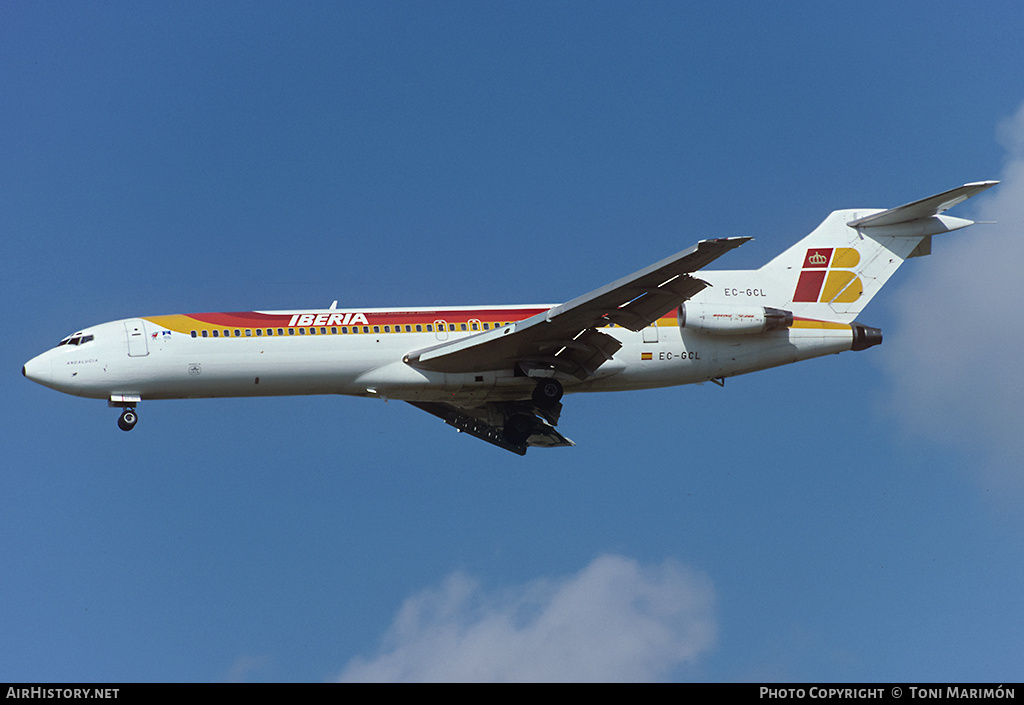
[434,319,448,341]
[124,319,149,357]
[642,324,658,343]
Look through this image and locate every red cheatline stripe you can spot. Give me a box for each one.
[185,308,552,327]
[187,312,286,326]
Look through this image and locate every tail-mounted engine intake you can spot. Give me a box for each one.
[679,303,794,336]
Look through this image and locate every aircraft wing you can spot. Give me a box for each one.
[408,400,573,456]
[404,237,750,380]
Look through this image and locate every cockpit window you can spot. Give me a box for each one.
[58,333,94,347]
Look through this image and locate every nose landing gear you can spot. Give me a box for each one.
[109,395,142,432]
[117,408,138,432]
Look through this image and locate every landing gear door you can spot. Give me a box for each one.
[124,319,149,357]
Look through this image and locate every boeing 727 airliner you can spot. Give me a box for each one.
[23,182,996,454]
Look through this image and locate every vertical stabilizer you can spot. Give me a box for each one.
[749,182,996,322]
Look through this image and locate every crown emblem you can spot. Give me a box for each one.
[808,252,828,265]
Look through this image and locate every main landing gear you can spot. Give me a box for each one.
[501,379,565,445]
[502,413,536,446]
[531,378,563,409]
[117,408,138,432]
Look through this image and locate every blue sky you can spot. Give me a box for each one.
[3,1,1023,682]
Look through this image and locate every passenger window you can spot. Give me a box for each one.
[460,323,467,331]
[213,330,219,337]
[373,326,380,333]
[245,329,252,337]
[288,328,295,336]
[191,331,197,338]
[202,330,209,338]
[320,327,327,334]
[331,327,337,334]
[256,329,262,336]
[416,325,423,332]
[384,325,390,333]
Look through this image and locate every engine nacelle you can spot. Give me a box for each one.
[679,303,793,336]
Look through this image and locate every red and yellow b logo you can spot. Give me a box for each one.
[793,248,863,303]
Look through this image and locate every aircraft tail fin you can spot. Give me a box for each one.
[749,181,997,322]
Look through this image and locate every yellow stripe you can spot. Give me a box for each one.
[145,314,201,334]
[791,319,850,330]
[145,315,525,337]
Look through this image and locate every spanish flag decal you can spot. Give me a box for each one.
[641,352,653,360]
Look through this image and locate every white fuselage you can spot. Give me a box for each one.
[23,297,855,406]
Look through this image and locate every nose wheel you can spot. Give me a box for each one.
[117,408,138,432]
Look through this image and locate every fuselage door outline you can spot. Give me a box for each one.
[124,320,149,357]
[434,319,448,341]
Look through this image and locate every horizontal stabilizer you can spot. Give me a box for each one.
[847,181,997,228]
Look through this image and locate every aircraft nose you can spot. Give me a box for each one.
[23,352,53,387]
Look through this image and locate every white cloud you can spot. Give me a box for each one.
[223,654,272,683]
[882,102,1024,492]
[336,554,716,682]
